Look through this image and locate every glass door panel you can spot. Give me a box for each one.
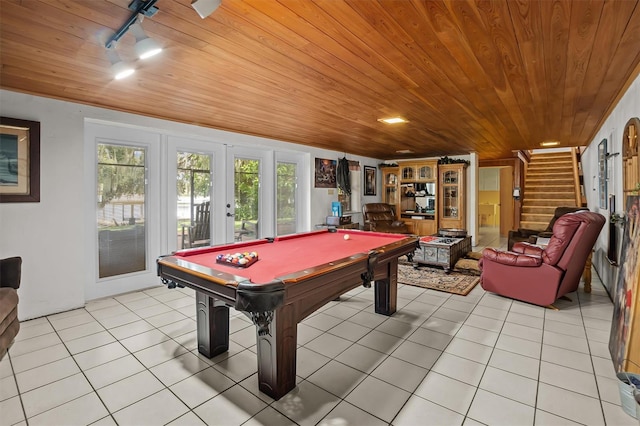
[443,170,458,184]
[176,152,211,249]
[233,158,260,241]
[443,186,459,218]
[97,144,146,278]
[276,162,297,236]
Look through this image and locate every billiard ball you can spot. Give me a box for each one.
[344,234,350,240]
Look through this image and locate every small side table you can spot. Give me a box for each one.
[583,251,593,293]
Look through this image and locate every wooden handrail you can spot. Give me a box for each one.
[571,147,583,206]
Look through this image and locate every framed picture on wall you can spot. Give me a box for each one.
[609,195,640,372]
[314,158,336,188]
[364,166,376,196]
[0,117,40,203]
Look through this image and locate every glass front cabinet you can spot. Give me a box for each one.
[438,163,467,230]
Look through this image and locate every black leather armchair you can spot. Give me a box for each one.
[0,257,22,360]
[362,203,410,233]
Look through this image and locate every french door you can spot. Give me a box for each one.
[167,136,225,252]
[226,147,272,241]
[85,122,160,300]
[87,124,307,300]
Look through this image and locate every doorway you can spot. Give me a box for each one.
[479,166,514,237]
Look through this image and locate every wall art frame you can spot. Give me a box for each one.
[364,165,376,196]
[314,158,336,188]
[0,117,40,203]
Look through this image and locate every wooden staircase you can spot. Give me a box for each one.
[520,151,580,230]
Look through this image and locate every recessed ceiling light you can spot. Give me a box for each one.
[395,149,414,154]
[378,117,408,124]
[540,141,560,147]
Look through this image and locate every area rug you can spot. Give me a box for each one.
[398,262,480,296]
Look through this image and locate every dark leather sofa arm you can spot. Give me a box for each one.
[482,248,542,267]
[0,257,22,290]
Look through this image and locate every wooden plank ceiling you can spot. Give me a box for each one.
[1,0,639,160]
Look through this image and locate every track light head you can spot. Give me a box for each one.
[191,0,221,19]
[106,47,135,80]
[130,18,162,60]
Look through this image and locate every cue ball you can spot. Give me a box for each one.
[344,234,350,240]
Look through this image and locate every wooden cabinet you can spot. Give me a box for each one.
[438,163,467,230]
[400,164,415,182]
[397,160,438,235]
[400,162,436,183]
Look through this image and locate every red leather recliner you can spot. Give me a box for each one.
[479,211,605,307]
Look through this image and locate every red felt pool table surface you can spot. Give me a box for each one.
[173,229,408,284]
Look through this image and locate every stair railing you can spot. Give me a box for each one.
[571,147,583,206]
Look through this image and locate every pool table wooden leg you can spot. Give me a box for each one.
[196,292,229,358]
[374,260,398,316]
[253,303,297,400]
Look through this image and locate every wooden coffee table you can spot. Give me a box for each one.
[413,235,472,273]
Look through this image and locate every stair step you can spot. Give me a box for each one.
[530,154,573,160]
[529,157,573,164]
[530,152,573,159]
[524,193,576,200]
[519,221,549,231]
[527,167,573,177]
[522,206,563,214]
[522,199,578,207]
[526,170,574,177]
[524,179,573,188]
[527,164,573,171]
[524,185,575,192]
[528,158,573,164]
[521,213,555,221]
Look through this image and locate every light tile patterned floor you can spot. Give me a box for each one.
[1,228,638,425]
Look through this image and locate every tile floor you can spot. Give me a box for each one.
[1,228,638,425]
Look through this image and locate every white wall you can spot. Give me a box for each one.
[0,90,381,320]
[582,73,640,295]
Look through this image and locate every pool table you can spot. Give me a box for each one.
[157,229,418,400]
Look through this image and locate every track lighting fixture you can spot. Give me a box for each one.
[105,0,160,50]
[106,46,135,80]
[191,0,221,19]
[104,0,219,80]
[104,0,161,79]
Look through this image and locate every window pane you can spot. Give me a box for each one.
[277,162,296,236]
[234,158,259,241]
[177,152,211,249]
[97,144,146,278]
